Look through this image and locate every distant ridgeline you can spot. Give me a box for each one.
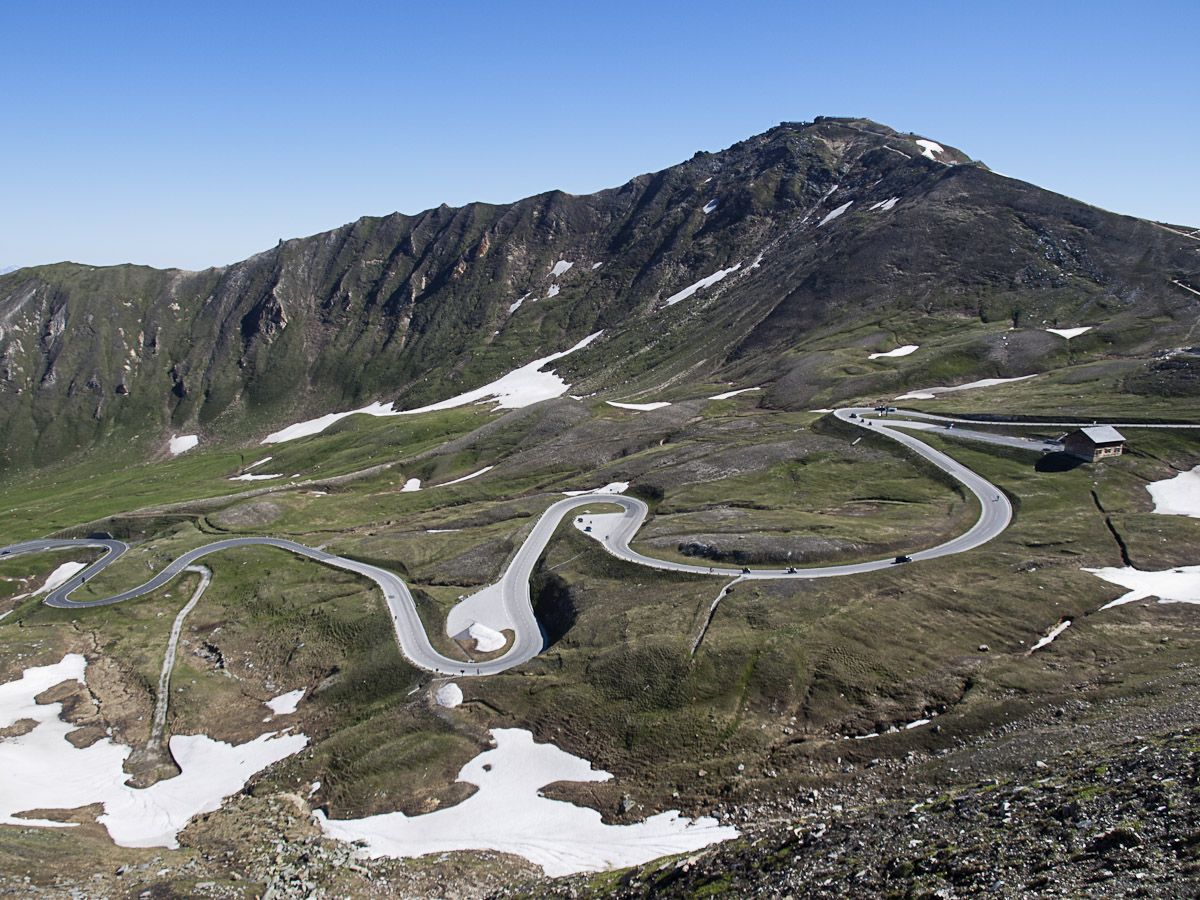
[0,117,1195,469]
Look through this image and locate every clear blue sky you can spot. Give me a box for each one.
[3,0,1196,271]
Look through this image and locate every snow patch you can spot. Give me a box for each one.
[916,139,944,160]
[441,467,494,487]
[869,197,900,212]
[245,456,272,470]
[509,293,530,314]
[702,199,719,214]
[749,252,764,269]
[0,655,306,847]
[33,562,87,596]
[315,728,737,876]
[868,344,919,360]
[169,434,198,455]
[265,688,305,716]
[260,402,398,444]
[546,284,560,299]
[562,482,630,497]
[391,331,602,415]
[895,374,1037,401]
[607,401,671,411]
[708,387,760,400]
[467,622,506,653]
[550,261,574,278]
[261,333,603,443]
[1084,564,1200,609]
[1031,620,1072,651]
[1147,465,1200,518]
[662,264,741,308]
[230,473,282,482]
[818,201,853,226]
[1045,326,1091,340]
[400,478,422,493]
[591,262,603,270]
[435,683,463,708]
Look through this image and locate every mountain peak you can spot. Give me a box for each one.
[0,119,1194,469]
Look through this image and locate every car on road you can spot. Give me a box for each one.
[893,555,912,564]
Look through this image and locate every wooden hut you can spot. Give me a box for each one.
[1062,426,1125,461]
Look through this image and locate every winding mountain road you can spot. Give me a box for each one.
[1,407,1014,675]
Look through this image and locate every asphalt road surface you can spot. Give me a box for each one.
[0,407,1018,675]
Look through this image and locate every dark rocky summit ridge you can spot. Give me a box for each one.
[0,117,1195,469]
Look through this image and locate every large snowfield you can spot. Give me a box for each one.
[315,728,738,876]
[894,374,1037,401]
[261,332,602,443]
[0,655,307,847]
[1084,564,1200,609]
[1146,465,1200,518]
[1073,467,1200,607]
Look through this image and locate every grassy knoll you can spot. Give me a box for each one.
[633,451,972,566]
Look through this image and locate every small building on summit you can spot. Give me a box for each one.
[1062,426,1125,461]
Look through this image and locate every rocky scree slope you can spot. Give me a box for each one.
[496,692,1200,900]
[0,117,1195,470]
